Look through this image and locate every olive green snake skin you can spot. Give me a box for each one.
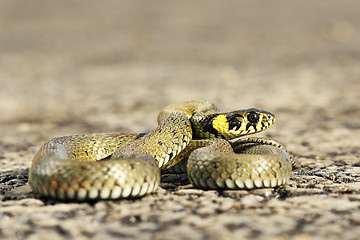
[29,100,297,201]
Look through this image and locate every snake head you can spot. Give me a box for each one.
[196,108,275,140]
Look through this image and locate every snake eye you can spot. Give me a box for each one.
[247,112,260,123]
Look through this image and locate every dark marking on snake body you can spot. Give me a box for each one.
[226,114,244,131]
[246,123,254,131]
[130,163,135,170]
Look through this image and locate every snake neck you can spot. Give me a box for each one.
[191,113,221,139]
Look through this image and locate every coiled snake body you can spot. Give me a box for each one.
[29,100,295,201]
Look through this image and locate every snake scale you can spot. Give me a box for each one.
[29,100,296,201]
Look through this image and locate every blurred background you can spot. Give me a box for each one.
[0,0,359,141]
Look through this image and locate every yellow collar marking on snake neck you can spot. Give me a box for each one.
[212,115,230,136]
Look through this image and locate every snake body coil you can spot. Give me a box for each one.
[29,100,294,201]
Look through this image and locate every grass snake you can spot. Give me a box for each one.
[29,100,297,201]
